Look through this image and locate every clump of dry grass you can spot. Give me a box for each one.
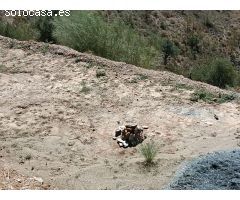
[140,142,157,165]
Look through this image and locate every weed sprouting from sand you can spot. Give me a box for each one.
[0,64,7,73]
[137,73,148,80]
[40,44,49,55]
[80,81,91,94]
[96,69,106,78]
[140,142,157,165]
[25,154,32,161]
[175,83,194,91]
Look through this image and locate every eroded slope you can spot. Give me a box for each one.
[0,36,239,189]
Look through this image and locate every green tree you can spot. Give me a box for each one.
[187,34,200,60]
[161,39,179,65]
[33,15,55,42]
[191,58,237,88]
[208,58,236,88]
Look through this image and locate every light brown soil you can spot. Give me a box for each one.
[0,36,240,189]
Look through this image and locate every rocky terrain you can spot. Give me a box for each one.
[0,35,240,189]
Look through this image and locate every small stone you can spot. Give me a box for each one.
[16,178,21,183]
[142,126,149,129]
[235,135,240,139]
[214,114,219,120]
[122,141,129,148]
[115,129,122,137]
[117,138,124,143]
[205,121,213,126]
[119,126,126,130]
[68,141,75,146]
[155,131,161,135]
[118,143,123,147]
[15,110,23,114]
[211,132,217,137]
[33,177,44,184]
[126,124,137,128]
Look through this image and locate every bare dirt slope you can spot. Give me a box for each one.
[0,36,240,189]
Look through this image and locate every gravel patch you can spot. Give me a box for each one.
[167,149,240,190]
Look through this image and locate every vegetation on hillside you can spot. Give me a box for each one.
[53,11,161,67]
[0,10,240,89]
[191,58,238,88]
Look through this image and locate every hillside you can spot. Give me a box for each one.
[1,11,240,81]
[0,36,240,189]
[102,11,240,73]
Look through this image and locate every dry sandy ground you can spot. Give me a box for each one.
[0,36,240,189]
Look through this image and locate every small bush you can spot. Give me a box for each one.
[204,16,214,29]
[33,15,55,42]
[140,142,157,164]
[187,34,201,59]
[191,58,237,88]
[160,21,167,30]
[0,64,7,73]
[190,90,216,103]
[40,44,49,55]
[161,39,179,65]
[190,89,236,103]
[208,59,236,88]
[96,69,106,78]
[25,154,32,160]
[175,83,194,91]
[137,73,148,80]
[216,93,236,103]
[80,81,91,94]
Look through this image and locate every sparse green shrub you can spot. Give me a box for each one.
[0,64,7,73]
[137,73,148,80]
[53,11,159,68]
[96,69,106,78]
[191,58,237,88]
[190,89,236,103]
[161,39,179,65]
[208,59,236,88]
[0,20,39,41]
[25,154,32,160]
[187,34,201,59]
[160,21,167,30]
[33,15,55,42]
[80,81,91,94]
[204,16,214,29]
[140,142,157,164]
[175,83,194,91]
[190,90,215,103]
[40,44,49,54]
[129,74,148,83]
